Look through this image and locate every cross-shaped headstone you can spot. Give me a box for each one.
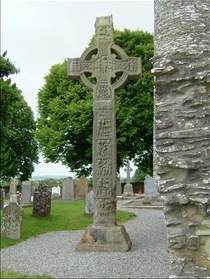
[124,162,133,185]
[10,176,18,203]
[68,15,141,227]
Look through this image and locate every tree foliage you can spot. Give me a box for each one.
[36,29,154,176]
[0,51,39,181]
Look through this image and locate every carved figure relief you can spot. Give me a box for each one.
[95,197,116,216]
[96,159,112,176]
[96,139,111,157]
[96,119,111,136]
[96,177,112,188]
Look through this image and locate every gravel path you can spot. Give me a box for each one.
[1,201,171,278]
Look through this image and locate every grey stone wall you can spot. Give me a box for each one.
[153,0,210,277]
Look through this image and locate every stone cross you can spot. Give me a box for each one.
[68,15,141,226]
[10,176,18,203]
[68,15,141,252]
[124,162,133,184]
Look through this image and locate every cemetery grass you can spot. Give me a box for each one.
[0,199,136,249]
[1,270,53,279]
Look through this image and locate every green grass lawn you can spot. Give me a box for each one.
[0,199,136,278]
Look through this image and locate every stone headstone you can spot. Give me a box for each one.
[116,181,122,196]
[32,183,51,218]
[85,190,94,217]
[1,202,23,239]
[62,177,75,200]
[76,175,88,197]
[144,174,157,196]
[21,181,32,204]
[68,15,140,252]
[123,162,134,196]
[0,189,4,210]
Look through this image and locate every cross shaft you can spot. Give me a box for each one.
[68,15,141,227]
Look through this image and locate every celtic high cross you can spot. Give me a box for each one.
[124,162,133,185]
[68,15,141,228]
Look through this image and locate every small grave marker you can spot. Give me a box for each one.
[1,202,23,239]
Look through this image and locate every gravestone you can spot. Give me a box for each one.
[153,0,210,277]
[1,202,23,239]
[62,177,75,200]
[0,189,4,210]
[116,181,122,196]
[85,190,94,217]
[123,162,134,196]
[144,174,157,196]
[76,175,88,197]
[32,183,51,218]
[51,186,61,200]
[68,15,141,252]
[9,176,18,203]
[21,181,32,204]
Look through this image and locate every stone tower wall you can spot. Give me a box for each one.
[153,0,210,277]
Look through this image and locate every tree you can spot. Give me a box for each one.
[0,51,39,181]
[36,29,154,176]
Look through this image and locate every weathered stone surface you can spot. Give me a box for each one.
[21,181,32,204]
[116,180,122,196]
[123,163,134,196]
[85,190,94,217]
[1,202,23,239]
[68,15,140,251]
[154,0,210,277]
[75,224,132,252]
[76,175,88,197]
[62,177,75,200]
[9,176,18,203]
[32,183,51,218]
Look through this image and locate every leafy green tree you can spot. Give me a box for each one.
[0,51,39,181]
[36,29,154,176]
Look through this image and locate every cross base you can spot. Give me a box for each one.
[75,224,132,252]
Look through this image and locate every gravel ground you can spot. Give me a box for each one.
[1,201,171,278]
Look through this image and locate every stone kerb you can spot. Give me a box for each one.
[1,202,24,239]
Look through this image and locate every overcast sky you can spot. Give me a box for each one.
[2,0,154,178]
